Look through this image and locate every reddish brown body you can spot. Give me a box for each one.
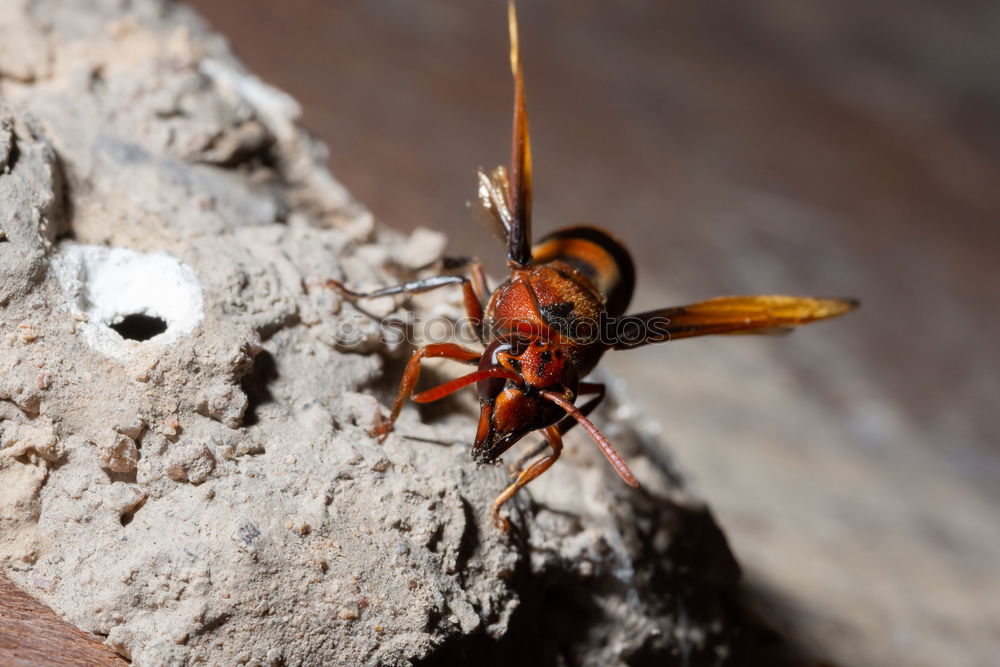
[466,227,637,473]
[325,2,857,531]
[485,227,634,377]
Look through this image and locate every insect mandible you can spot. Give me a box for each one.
[322,2,858,532]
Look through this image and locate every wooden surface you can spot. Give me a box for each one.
[0,573,125,666]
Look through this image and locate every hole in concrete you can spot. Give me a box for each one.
[52,243,204,359]
[241,349,278,426]
[110,314,168,341]
[119,494,147,527]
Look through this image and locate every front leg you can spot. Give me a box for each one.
[374,343,482,440]
[492,425,563,532]
[310,259,489,342]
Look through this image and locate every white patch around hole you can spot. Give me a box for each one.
[52,243,204,359]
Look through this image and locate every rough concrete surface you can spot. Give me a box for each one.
[0,2,753,665]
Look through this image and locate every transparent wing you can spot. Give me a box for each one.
[471,166,513,244]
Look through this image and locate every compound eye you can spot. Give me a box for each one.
[477,363,508,401]
[505,336,531,357]
[479,340,513,400]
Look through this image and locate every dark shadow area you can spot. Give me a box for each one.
[103,468,138,485]
[1,129,19,174]
[240,349,278,426]
[110,314,167,341]
[734,583,830,667]
[417,495,817,667]
[119,494,148,527]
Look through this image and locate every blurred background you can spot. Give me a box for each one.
[186,1,1000,665]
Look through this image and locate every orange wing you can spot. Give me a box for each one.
[505,0,533,267]
[612,295,859,349]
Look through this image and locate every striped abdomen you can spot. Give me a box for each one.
[531,226,635,318]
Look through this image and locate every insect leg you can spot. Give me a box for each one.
[416,257,491,298]
[509,382,605,476]
[508,441,548,478]
[411,368,519,404]
[373,343,482,440]
[492,424,562,532]
[314,274,466,299]
[314,263,489,341]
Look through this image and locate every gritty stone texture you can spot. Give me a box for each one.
[165,439,216,484]
[0,1,748,665]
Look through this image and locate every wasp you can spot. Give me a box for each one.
[325,2,857,531]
